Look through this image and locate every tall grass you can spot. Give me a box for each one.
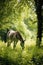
[0,40,43,65]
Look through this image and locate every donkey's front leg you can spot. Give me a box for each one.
[20,42,24,49]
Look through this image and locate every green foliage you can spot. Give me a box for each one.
[32,47,43,65]
[0,0,37,39]
[0,0,43,65]
[0,41,43,65]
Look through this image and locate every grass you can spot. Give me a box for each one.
[0,40,43,65]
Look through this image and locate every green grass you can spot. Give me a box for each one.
[0,40,43,65]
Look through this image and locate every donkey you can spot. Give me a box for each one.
[7,29,25,49]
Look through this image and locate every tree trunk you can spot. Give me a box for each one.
[34,0,43,47]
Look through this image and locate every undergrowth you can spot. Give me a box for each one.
[0,41,43,65]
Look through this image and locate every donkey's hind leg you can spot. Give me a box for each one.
[13,39,18,49]
[7,39,12,47]
[7,42,10,47]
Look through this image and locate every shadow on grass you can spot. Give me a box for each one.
[0,56,18,65]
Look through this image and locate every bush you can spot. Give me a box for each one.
[32,46,43,65]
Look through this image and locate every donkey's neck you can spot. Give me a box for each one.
[16,31,24,43]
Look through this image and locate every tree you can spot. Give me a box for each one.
[34,0,43,47]
[0,0,37,39]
